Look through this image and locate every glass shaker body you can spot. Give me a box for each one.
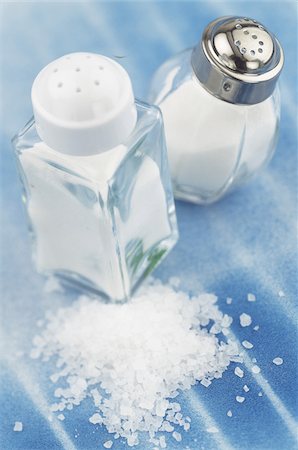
[13,101,178,302]
[149,48,280,204]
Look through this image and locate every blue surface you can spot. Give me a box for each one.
[0,2,297,450]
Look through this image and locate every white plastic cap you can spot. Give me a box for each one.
[31,52,137,155]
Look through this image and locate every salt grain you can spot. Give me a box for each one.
[240,313,252,327]
[258,392,263,397]
[243,385,250,393]
[236,396,245,403]
[207,426,219,433]
[273,357,283,366]
[252,365,261,374]
[242,340,253,349]
[226,297,232,305]
[278,290,285,297]
[234,367,244,378]
[31,280,240,447]
[57,414,65,421]
[103,441,113,449]
[227,410,233,417]
[13,421,23,432]
[247,293,256,302]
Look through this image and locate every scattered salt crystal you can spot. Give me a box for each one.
[234,367,244,378]
[31,279,241,446]
[103,441,113,449]
[227,410,233,417]
[243,385,250,393]
[236,396,245,403]
[201,378,211,388]
[172,431,182,441]
[258,392,263,397]
[13,421,23,432]
[278,290,285,297]
[57,414,65,421]
[89,413,102,425]
[226,297,232,304]
[240,313,252,327]
[207,426,219,433]
[252,357,257,363]
[247,293,256,302]
[159,435,166,448]
[273,357,283,366]
[242,340,253,349]
[253,325,259,331]
[252,365,261,374]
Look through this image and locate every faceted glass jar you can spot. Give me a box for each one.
[12,100,178,301]
[149,49,281,204]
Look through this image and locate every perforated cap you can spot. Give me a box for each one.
[191,16,284,104]
[32,52,137,155]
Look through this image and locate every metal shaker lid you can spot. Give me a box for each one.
[191,16,284,105]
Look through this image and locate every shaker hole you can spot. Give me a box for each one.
[240,47,247,54]
[75,67,81,72]
[250,50,255,56]
[258,48,263,53]
[236,24,242,29]
[57,82,63,88]
[235,40,241,46]
[76,87,81,93]
[252,34,257,39]
[244,30,249,35]
[94,80,100,86]
[223,82,231,92]
[259,41,264,46]
[53,68,58,73]
[99,66,104,70]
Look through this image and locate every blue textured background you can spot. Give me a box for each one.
[0,1,297,450]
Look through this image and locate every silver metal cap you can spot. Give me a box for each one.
[191,16,284,105]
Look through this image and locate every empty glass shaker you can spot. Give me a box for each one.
[13,53,178,302]
[149,16,284,204]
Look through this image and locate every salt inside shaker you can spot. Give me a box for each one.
[149,16,284,204]
[13,52,178,301]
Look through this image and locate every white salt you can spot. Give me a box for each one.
[103,441,113,449]
[236,396,245,403]
[242,340,253,349]
[240,313,252,327]
[247,293,256,302]
[172,431,182,441]
[31,279,240,446]
[273,357,283,366]
[252,365,261,374]
[278,290,285,297]
[57,414,65,421]
[258,392,263,397]
[13,421,23,432]
[243,385,250,393]
[253,325,260,331]
[234,367,244,378]
[226,297,232,305]
[227,410,233,417]
[207,426,219,433]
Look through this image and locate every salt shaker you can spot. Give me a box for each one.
[149,16,284,204]
[13,53,178,302]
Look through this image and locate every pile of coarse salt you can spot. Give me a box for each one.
[31,279,241,448]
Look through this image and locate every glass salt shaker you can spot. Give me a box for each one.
[149,16,284,204]
[12,53,178,302]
